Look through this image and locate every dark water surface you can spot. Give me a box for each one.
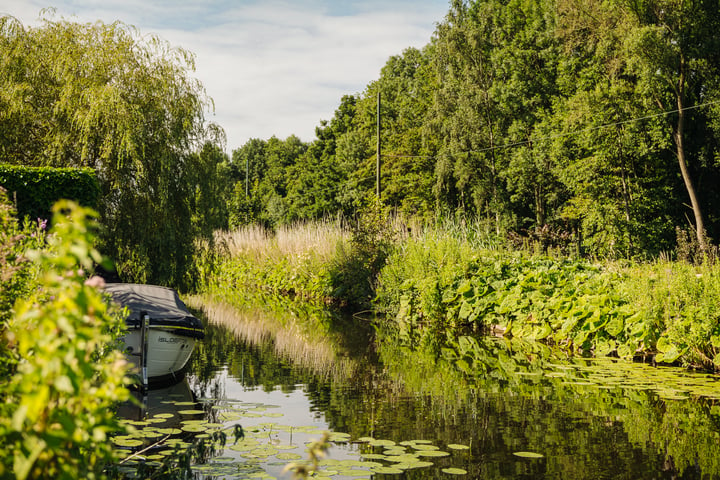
[122,298,720,479]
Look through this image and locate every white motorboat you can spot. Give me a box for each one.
[105,283,204,388]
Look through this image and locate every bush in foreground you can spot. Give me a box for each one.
[0,201,129,480]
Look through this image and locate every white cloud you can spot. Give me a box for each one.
[2,0,448,151]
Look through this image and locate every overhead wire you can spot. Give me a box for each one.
[381,99,720,159]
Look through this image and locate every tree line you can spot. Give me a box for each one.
[231,0,720,259]
[3,0,720,289]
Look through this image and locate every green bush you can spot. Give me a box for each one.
[328,199,396,310]
[0,188,46,380]
[0,164,100,223]
[0,201,130,480]
[376,227,720,370]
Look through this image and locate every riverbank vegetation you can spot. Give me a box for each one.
[200,214,720,372]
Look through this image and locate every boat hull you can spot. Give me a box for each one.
[122,327,197,386]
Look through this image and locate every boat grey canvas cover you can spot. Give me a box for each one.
[104,283,204,339]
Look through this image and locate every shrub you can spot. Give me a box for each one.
[0,201,130,480]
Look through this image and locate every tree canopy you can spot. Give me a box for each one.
[229,0,720,259]
[0,12,228,287]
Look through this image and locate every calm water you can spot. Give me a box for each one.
[120,297,720,479]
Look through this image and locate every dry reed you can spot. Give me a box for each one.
[215,220,347,264]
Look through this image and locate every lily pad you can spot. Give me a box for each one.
[448,443,470,450]
[111,436,144,447]
[370,466,404,474]
[513,451,544,458]
[178,409,206,415]
[416,450,450,457]
[442,467,468,475]
[276,452,303,460]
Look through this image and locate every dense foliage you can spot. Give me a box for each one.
[0,164,100,222]
[0,13,229,288]
[375,226,720,369]
[228,0,720,259]
[0,200,130,480]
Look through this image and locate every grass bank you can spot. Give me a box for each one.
[201,218,720,371]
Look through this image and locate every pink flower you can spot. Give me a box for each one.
[84,276,106,289]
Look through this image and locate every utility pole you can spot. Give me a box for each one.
[376,91,381,198]
[245,156,249,197]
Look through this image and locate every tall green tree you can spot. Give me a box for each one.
[284,100,351,222]
[0,13,223,287]
[546,0,678,256]
[372,47,437,216]
[230,136,307,228]
[621,0,720,249]
[229,138,267,227]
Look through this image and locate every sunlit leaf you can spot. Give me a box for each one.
[513,451,544,458]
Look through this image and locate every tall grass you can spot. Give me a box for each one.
[216,219,347,264]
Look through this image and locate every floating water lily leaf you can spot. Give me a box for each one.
[145,417,168,424]
[442,467,468,475]
[337,468,374,476]
[356,436,375,443]
[448,443,470,450]
[360,453,386,460]
[219,412,243,421]
[416,450,450,457]
[274,444,298,450]
[329,432,352,442]
[181,419,207,425]
[315,470,339,477]
[369,439,396,447]
[126,420,149,427]
[513,451,544,458]
[386,454,422,464]
[178,409,205,415]
[152,413,174,419]
[276,452,303,460]
[181,424,207,433]
[111,436,144,447]
[404,460,434,468]
[370,466,404,474]
[383,448,407,456]
[228,443,255,452]
[411,444,439,451]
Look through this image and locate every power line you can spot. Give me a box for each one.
[382,99,720,159]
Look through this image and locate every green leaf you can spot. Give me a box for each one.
[605,315,624,337]
[513,451,544,458]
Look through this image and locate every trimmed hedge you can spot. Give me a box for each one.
[0,164,99,222]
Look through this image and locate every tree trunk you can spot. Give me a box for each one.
[674,56,707,251]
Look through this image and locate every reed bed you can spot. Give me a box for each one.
[215,219,347,265]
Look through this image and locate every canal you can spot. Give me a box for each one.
[116,296,720,479]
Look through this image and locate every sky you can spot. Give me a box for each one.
[2,0,449,152]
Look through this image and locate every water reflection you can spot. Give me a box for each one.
[117,378,196,424]
[176,298,720,479]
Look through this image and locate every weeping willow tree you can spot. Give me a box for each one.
[0,12,226,287]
